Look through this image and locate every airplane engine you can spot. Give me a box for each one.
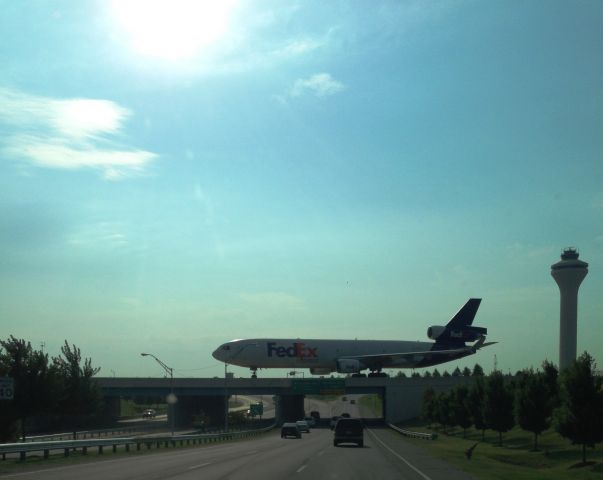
[336,359,363,373]
[310,367,333,375]
[427,326,446,339]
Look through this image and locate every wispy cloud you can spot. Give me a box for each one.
[274,73,345,104]
[0,87,157,179]
[290,73,345,98]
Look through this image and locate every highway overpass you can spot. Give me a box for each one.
[97,376,470,427]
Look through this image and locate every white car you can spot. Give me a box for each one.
[296,420,310,433]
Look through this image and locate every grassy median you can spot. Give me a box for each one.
[400,420,603,480]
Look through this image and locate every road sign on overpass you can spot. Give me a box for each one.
[291,379,345,395]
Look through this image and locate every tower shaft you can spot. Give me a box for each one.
[551,248,588,371]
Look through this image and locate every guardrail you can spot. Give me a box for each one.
[387,423,437,440]
[0,424,276,462]
[22,422,169,442]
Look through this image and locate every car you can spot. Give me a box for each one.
[342,396,347,401]
[350,399,356,405]
[142,409,156,419]
[296,420,310,433]
[330,416,340,429]
[281,423,301,439]
[341,412,351,418]
[333,418,364,447]
[304,416,316,427]
[310,411,320,420]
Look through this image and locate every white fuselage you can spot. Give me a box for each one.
[213,338,440,370]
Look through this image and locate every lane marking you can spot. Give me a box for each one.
[188,462,212,470]
[245,450,258,455]
[367,429,433,480]
[296,465,308,473]
[317,449,325,456]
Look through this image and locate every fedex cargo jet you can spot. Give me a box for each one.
[212,299,495,377]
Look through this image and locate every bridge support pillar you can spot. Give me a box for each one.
[174,396,225,428]
[101,396,121,420]
[278,395,304,423]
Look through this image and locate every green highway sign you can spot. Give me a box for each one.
[249,403,263,416]
[291,379,345,395]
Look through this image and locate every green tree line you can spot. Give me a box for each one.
[421,352,603,464]
[0,336,102,442]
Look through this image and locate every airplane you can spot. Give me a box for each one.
[212,298,495,378]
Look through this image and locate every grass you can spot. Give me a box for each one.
[399,420,603,480]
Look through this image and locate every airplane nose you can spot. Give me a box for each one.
[212,347,222,360]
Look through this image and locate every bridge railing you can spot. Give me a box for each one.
[387,423,437,440]
[0,424,276,462]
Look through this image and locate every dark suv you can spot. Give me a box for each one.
[333,418,363,447]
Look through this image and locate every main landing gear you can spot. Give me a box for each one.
[368,368,388,378]
[250,367,258,379]
[351,369,389,378]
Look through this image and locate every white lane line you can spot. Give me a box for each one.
[246,450,258,455]
[296,465,308,473]
[317,449,325,456]
[188,462,212,470]
[367,429,433,480]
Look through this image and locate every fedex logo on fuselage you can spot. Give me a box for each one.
[267,342,317,359]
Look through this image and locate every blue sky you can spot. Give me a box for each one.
[1,0,602,379]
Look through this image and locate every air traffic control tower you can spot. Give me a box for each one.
[551,248,588,370]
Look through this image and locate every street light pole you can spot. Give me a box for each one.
[141,353,175,436]
[224,362,229,432]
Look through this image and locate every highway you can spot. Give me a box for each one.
[0,427,472,480]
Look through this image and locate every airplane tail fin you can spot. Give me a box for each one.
[446,298,482,328]
[431,298,485,348]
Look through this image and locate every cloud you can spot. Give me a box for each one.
[290,73,345,98]
[0,87,157,179]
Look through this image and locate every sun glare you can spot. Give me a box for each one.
[110,0,236,60]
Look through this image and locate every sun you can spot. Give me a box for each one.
[109,0,236,60]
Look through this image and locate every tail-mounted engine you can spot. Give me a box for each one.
[427,325,487,343]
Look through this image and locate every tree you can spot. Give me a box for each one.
[468,377,487,440]
[452,367,462,377]
[395,371,407,378]
[462,366,472,377]
[434,391,454,433]
[515,368,551,450]
[442,370,451,377]
[0,336,59,440]
[423,370,432,378]
[451,384,472,437]
[422,387,437,426]
[53,341,102,429]
[432,368,441,378]
[484,370,515,445]
[554,352,603,464]
[541,360,559,408]
[472,364,484,376]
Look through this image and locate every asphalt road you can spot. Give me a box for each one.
[0,427,473,480]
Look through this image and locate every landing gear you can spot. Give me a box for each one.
[368,368,388,378]
[351,373,367,378]
[250,367,258,379]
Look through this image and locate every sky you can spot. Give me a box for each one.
[1,0,602,380]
